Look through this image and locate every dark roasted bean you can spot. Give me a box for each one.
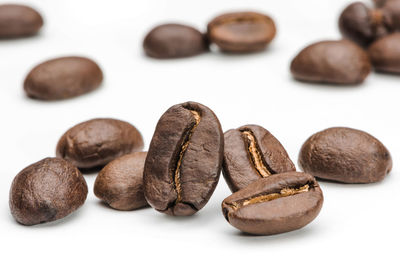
[223,125,295,192]
[207,11,276,53]
[290,40,371,84]
[9,158,88,226]
[299,127,392,183]
[222,172,323,235]
[56,118,144,169]
[143,24,208,59]
[24,56,103,100]
[0,4,43,38]
[144,102,224,216]
[94,152,148,211]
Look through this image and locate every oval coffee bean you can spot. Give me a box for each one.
[0,4,43,38]
[368,33,400,73]
[143,24,208,59]
[382,0,400,29]
[339,2,392,47]
[56,118,144,169]
[299,127,392,184]
[94,152,148,211]
[9,158,88,226]
[290,40,371,84]
[207,11,276,53]
[144,101,224,216]
[223,125,295,192]
[24,56,103,100]
[222,172,323,235]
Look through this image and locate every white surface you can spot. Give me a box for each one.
[0,0,398,266]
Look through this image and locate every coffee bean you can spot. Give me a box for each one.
[0,4,43,38]
[339,2,393,47]
[24,56,103,100]
[368,33,400,73]
[299,127,392,184]
[9,158,88,226]
[382,0,400,29]
[290,40,371,84]
[223,125,295,192]
[207,11,276,53]
[56,118,144,170]
[222,172,323,235]
[375,0,388,7]
[144,101,223,216]
[143,24,208,59]
[94,152,148,211]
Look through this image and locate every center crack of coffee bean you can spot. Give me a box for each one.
[172,110,201,204]
[241,130,272,178]
[230,184,310,211]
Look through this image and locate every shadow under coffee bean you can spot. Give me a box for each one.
[144,101,224,216]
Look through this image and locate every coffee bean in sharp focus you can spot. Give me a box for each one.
[143,24,208,59]
[290,40,371,84]
[94,152,148,211]
[368,33,400,73]
[9,158,88,226]
[0,4,43,38]
[222,172,323,235]
[56,118,144,170]
[339,2,393,47]
[299,127,392,184]
[144,101,224,216]
[207,11,276,53]
[223,125,295,192]
[24,56,103,100]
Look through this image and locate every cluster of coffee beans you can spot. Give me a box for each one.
[9,101,392,235]
[290,0,400,85]
[143,11,276,58]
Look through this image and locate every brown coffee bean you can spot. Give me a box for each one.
[339,2,393,47]
[290,40,371,84]
[382,0,400,29]
[94,152,148,211]
[207,11,276,53]
[24,56,103,100]
[0,4,43,38]
[144,102,224,216]
[375,0,388,7]
[143,24,208,59]
[368,33,400,73]
[299,127,392,184]
[223,125,295,192]
[56,118,144,170]
[9,158,88,226]
[222,172,323,235]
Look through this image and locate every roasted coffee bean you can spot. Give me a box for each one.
[9,158,88,226]
[223,125,295,192]
[143,24,208,59]
[375,0,388,7]
[339,2,393,47]
[0,4,43,38]
[144,101,223,216]
[368,33,400,73]
[290,40,371,84]
[56,118,144,170]
[94,152,148,211]
[24,56,103,100]
[382,0,400,31]
[207,11,276,53]
[222,172,323,235]
[299,127,392,184]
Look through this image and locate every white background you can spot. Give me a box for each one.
[0,0,398,266]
